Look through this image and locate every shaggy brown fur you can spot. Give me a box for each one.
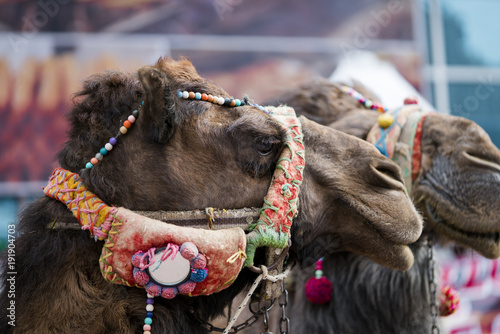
[0,59,422,334]
[266,78,500,333]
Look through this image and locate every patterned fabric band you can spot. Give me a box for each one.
[366,105,429,193]
[43,168,116,240]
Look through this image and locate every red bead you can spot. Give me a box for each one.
[230,100,236,107]
[201,93,208,101]
[123,120,132,128]
[90,158,98,165]
[404,96,419,105]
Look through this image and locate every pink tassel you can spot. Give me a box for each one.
[305,257,332,304]
[439,285,460,316]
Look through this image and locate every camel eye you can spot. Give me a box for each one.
[255,137,279,156]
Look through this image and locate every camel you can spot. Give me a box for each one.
[265,78,500,333]
[0,58,422,334]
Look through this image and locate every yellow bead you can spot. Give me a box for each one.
[378,114,394,128]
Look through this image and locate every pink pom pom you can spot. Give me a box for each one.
[145,283,161,297]
[178,281,196,294]
[133,268,149,286]
[305,276,332,304]
[131,252,144,267]
[439,285,460,316]
[161,287,178,299]
[192,254,207,269]
[180,242,198,260]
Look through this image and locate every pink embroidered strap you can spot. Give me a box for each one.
[43,167,116,240]
[245,106,305,267]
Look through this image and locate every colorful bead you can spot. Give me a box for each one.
[342,85,388,113]
[146,298,154,304]
[144,317,152,325]
[85,103,141,169]
[378,114,394,128]
[146,304,154,312]
[144,331,151,334]
[177,90,259,112]
[143,324,151,331]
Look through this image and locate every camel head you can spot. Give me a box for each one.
[58,57,421,277]
[269,79,500,260]
[413,113,500,258]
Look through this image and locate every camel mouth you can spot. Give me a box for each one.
[425,201,500,256]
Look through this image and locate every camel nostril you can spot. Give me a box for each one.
[463,151,500,173]
[370,161,405,190]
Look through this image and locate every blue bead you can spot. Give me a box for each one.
[177,91,183,98]
[141,101,144,105]
[195,92,202,100]
[100,148,108,155]
[234,99,241,106]
[147,312,153,318]
[85,162,93,169]
[144,317,152,325]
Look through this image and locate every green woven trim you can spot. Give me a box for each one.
[99,213,140,288]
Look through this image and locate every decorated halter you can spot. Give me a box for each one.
[347,89,429,194]
[44,90,304,333]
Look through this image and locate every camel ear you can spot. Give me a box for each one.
[137,65,177,143]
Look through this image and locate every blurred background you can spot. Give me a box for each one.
[0,0,499,332]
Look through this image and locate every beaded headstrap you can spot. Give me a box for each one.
[85,102,143,169]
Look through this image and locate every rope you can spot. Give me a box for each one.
[222,265,291,334]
